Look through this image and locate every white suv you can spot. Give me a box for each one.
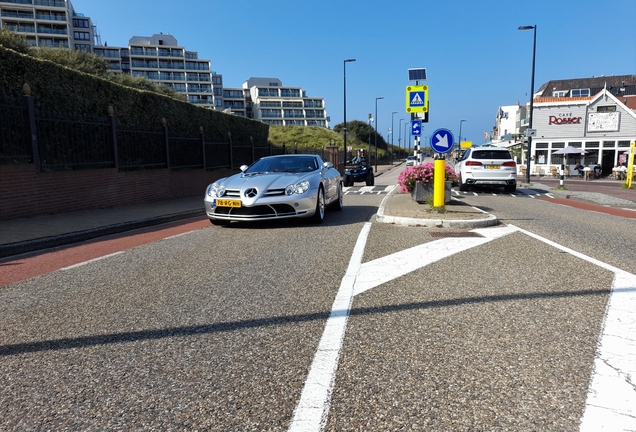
[455,147,517,193]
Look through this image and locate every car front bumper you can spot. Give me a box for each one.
[204,191,318,222]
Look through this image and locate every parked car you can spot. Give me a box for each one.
[406,156,417,167]
[344,157,374,186]
[454,147,517,193]
[204,154,343,225]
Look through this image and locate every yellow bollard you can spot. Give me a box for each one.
[433,158,446,207]
[626,141,635,189]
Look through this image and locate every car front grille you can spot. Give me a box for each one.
[224,188,286,198]
[212,203,298,219]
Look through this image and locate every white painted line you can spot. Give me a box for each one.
[508,225,636,431]
[164,231,192,240]
[288,222,372,432]
[354,226,517,296]
[60,251,124,271]
[358,186,375,194]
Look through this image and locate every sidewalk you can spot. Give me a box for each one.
[1,166,633,259]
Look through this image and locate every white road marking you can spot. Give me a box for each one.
[292,222,636,431]
[288,222,371,431]
[60,252,124,270]
[354,226,517,296]
[509,225,636,431]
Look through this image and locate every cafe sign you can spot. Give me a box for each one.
[549,113,582,125]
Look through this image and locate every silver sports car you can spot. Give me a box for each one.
[204,154,343,225]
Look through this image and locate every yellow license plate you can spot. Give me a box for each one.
[485,165,499,169]
[215,199,241,208]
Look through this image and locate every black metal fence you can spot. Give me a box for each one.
[0,93,302,172]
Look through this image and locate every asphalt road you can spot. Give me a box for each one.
[0,169,633,431]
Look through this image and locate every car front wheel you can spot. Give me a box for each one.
[332,182,344,211]
[309,186,325,223]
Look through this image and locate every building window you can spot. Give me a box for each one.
[597,105,616,112]
[74,44,91,52]
[258,88,278,97]
[280,89,300,98]
[73,19,89,28]
[73,31,90,40]
[552,90,568,97]
[571,88,590,97]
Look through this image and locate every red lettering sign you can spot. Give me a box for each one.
[549,116,582,125]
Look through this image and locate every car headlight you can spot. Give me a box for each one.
[285,180,311,195]
[206,182,225,198]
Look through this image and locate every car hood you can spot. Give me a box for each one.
[222,171,315,191]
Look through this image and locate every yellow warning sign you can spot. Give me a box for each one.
[405,85,429,113]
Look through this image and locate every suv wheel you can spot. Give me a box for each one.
[458,175,469,191]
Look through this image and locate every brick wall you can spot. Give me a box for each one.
[0,165,234,221]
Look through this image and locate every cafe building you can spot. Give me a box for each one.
[529,80,636,176]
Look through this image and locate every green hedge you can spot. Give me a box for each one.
[0,47,268,143]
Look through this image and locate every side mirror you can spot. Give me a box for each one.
[240,164,248,172]
[324,162,334,169]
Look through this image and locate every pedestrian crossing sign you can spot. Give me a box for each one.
[406,85,428,113]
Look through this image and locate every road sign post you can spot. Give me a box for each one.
[430,129,454,208]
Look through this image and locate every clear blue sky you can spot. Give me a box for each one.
[73,0,636,146]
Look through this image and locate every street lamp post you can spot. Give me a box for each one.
[458,119,466,156]
[404,122,409,155]
[398,118,404,159]
[519,25,536,184]
[374,96,383,172]
[343,58,356,167]
[367,113,373,157]
[391,111,397,165]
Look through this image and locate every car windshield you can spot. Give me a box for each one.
[471,150,512,160]
[246,156,319,173]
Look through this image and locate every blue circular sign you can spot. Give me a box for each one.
[430,128,454,154]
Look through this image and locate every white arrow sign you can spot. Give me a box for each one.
[435,133,449,148]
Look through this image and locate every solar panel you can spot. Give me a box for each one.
[408,68,427,81]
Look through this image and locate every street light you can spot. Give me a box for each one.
[374,96,383,172]
[398,118,404,159]
[404,122,409,154]
[391,111,397,165]
[343,58,356,166]
[458,119,466,156]
[519,25,536,184]
[367,113,373,157]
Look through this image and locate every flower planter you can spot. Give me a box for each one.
[411,181,451,204]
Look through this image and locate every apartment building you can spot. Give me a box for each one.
[1,2,329,125]
[0,0,96,51]
[242,77,328,127]
[92,34,216,110]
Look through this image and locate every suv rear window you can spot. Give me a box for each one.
[471,150,512,160]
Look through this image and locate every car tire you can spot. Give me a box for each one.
[458,175,469,191]
[365,172,374,186]
[309,186,325,224]
[210,219,230,226]
[343,176,351,187]
[333,182,344,211]
[504,183,516,193]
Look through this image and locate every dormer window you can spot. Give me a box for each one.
[552,90,568,97]
[571,88,590,97]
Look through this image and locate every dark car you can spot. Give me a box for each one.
[344,157,374,186]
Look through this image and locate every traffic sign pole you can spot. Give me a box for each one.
[429,129,454,208]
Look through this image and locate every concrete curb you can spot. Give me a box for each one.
[0,209,205,259]
[375,186,499,228]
